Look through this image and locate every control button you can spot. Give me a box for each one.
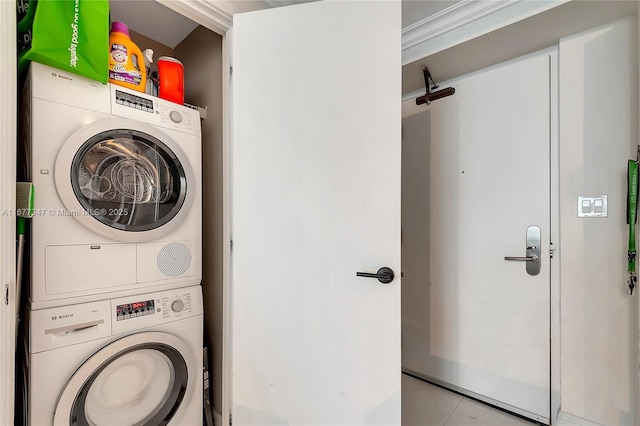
[171,299,184,313]
[581,199,591,214]
[169,111,183,123]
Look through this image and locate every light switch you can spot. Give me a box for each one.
[593,199,604,213]
[578,195,607,218]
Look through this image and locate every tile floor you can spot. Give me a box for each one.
[402,373,536,426]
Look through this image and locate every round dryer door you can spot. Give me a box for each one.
[53,332,195,426]
[55,118,196,242]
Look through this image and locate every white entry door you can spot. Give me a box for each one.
[411,52,552,422]
[232,2,401,425]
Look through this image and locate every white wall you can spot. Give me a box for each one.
[559,16,638,425]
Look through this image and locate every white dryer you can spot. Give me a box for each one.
[26,285,203,426]
[22,62,202,309]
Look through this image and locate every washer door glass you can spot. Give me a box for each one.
[72,129,187,232]
[70,343,188,426]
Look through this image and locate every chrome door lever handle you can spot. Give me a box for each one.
[504,226,541,276]
[504,255,539,262]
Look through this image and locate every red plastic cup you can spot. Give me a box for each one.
[157,56,184,105]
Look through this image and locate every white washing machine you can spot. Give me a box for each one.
[25,285,203,425]
[21,62,202,309]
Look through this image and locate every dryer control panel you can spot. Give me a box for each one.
[110,85,200,137]
[114,90,154,113]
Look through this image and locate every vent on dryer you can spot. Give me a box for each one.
[157,242,192,277]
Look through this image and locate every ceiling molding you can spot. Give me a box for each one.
[401,0,570,65]
[262,0,310,8]
[155,0,234,35]
[262,0,282,7]
[402,0,519,52]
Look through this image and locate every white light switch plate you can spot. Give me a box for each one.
[577,195,607,218]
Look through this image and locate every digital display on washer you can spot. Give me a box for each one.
[131,302,145,310]
[115,90,154,113]
[116,300,155,321]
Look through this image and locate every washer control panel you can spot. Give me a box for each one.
[111,286,203,333]
[116,299,155,321]
[161,292,192,318]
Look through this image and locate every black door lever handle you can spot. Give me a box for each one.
[356,267,394,284]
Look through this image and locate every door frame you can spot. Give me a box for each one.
[549,49,561,424]
[0,0,17,424]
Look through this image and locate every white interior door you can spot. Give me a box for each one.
[403,52,552,423]
[232,2,401,425]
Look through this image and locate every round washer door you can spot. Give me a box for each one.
[55,118,196,243]
[53,332,195,426]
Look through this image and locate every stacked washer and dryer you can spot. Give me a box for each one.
[18,62,204,425]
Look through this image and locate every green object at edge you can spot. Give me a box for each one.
[628,160,638,273]
[17,217,26,236]
[18,0,109,84]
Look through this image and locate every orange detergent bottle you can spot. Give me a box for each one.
[108,21,146,92]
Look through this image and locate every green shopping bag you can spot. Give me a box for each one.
[18,0,109,84]
[17,0,36,51]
